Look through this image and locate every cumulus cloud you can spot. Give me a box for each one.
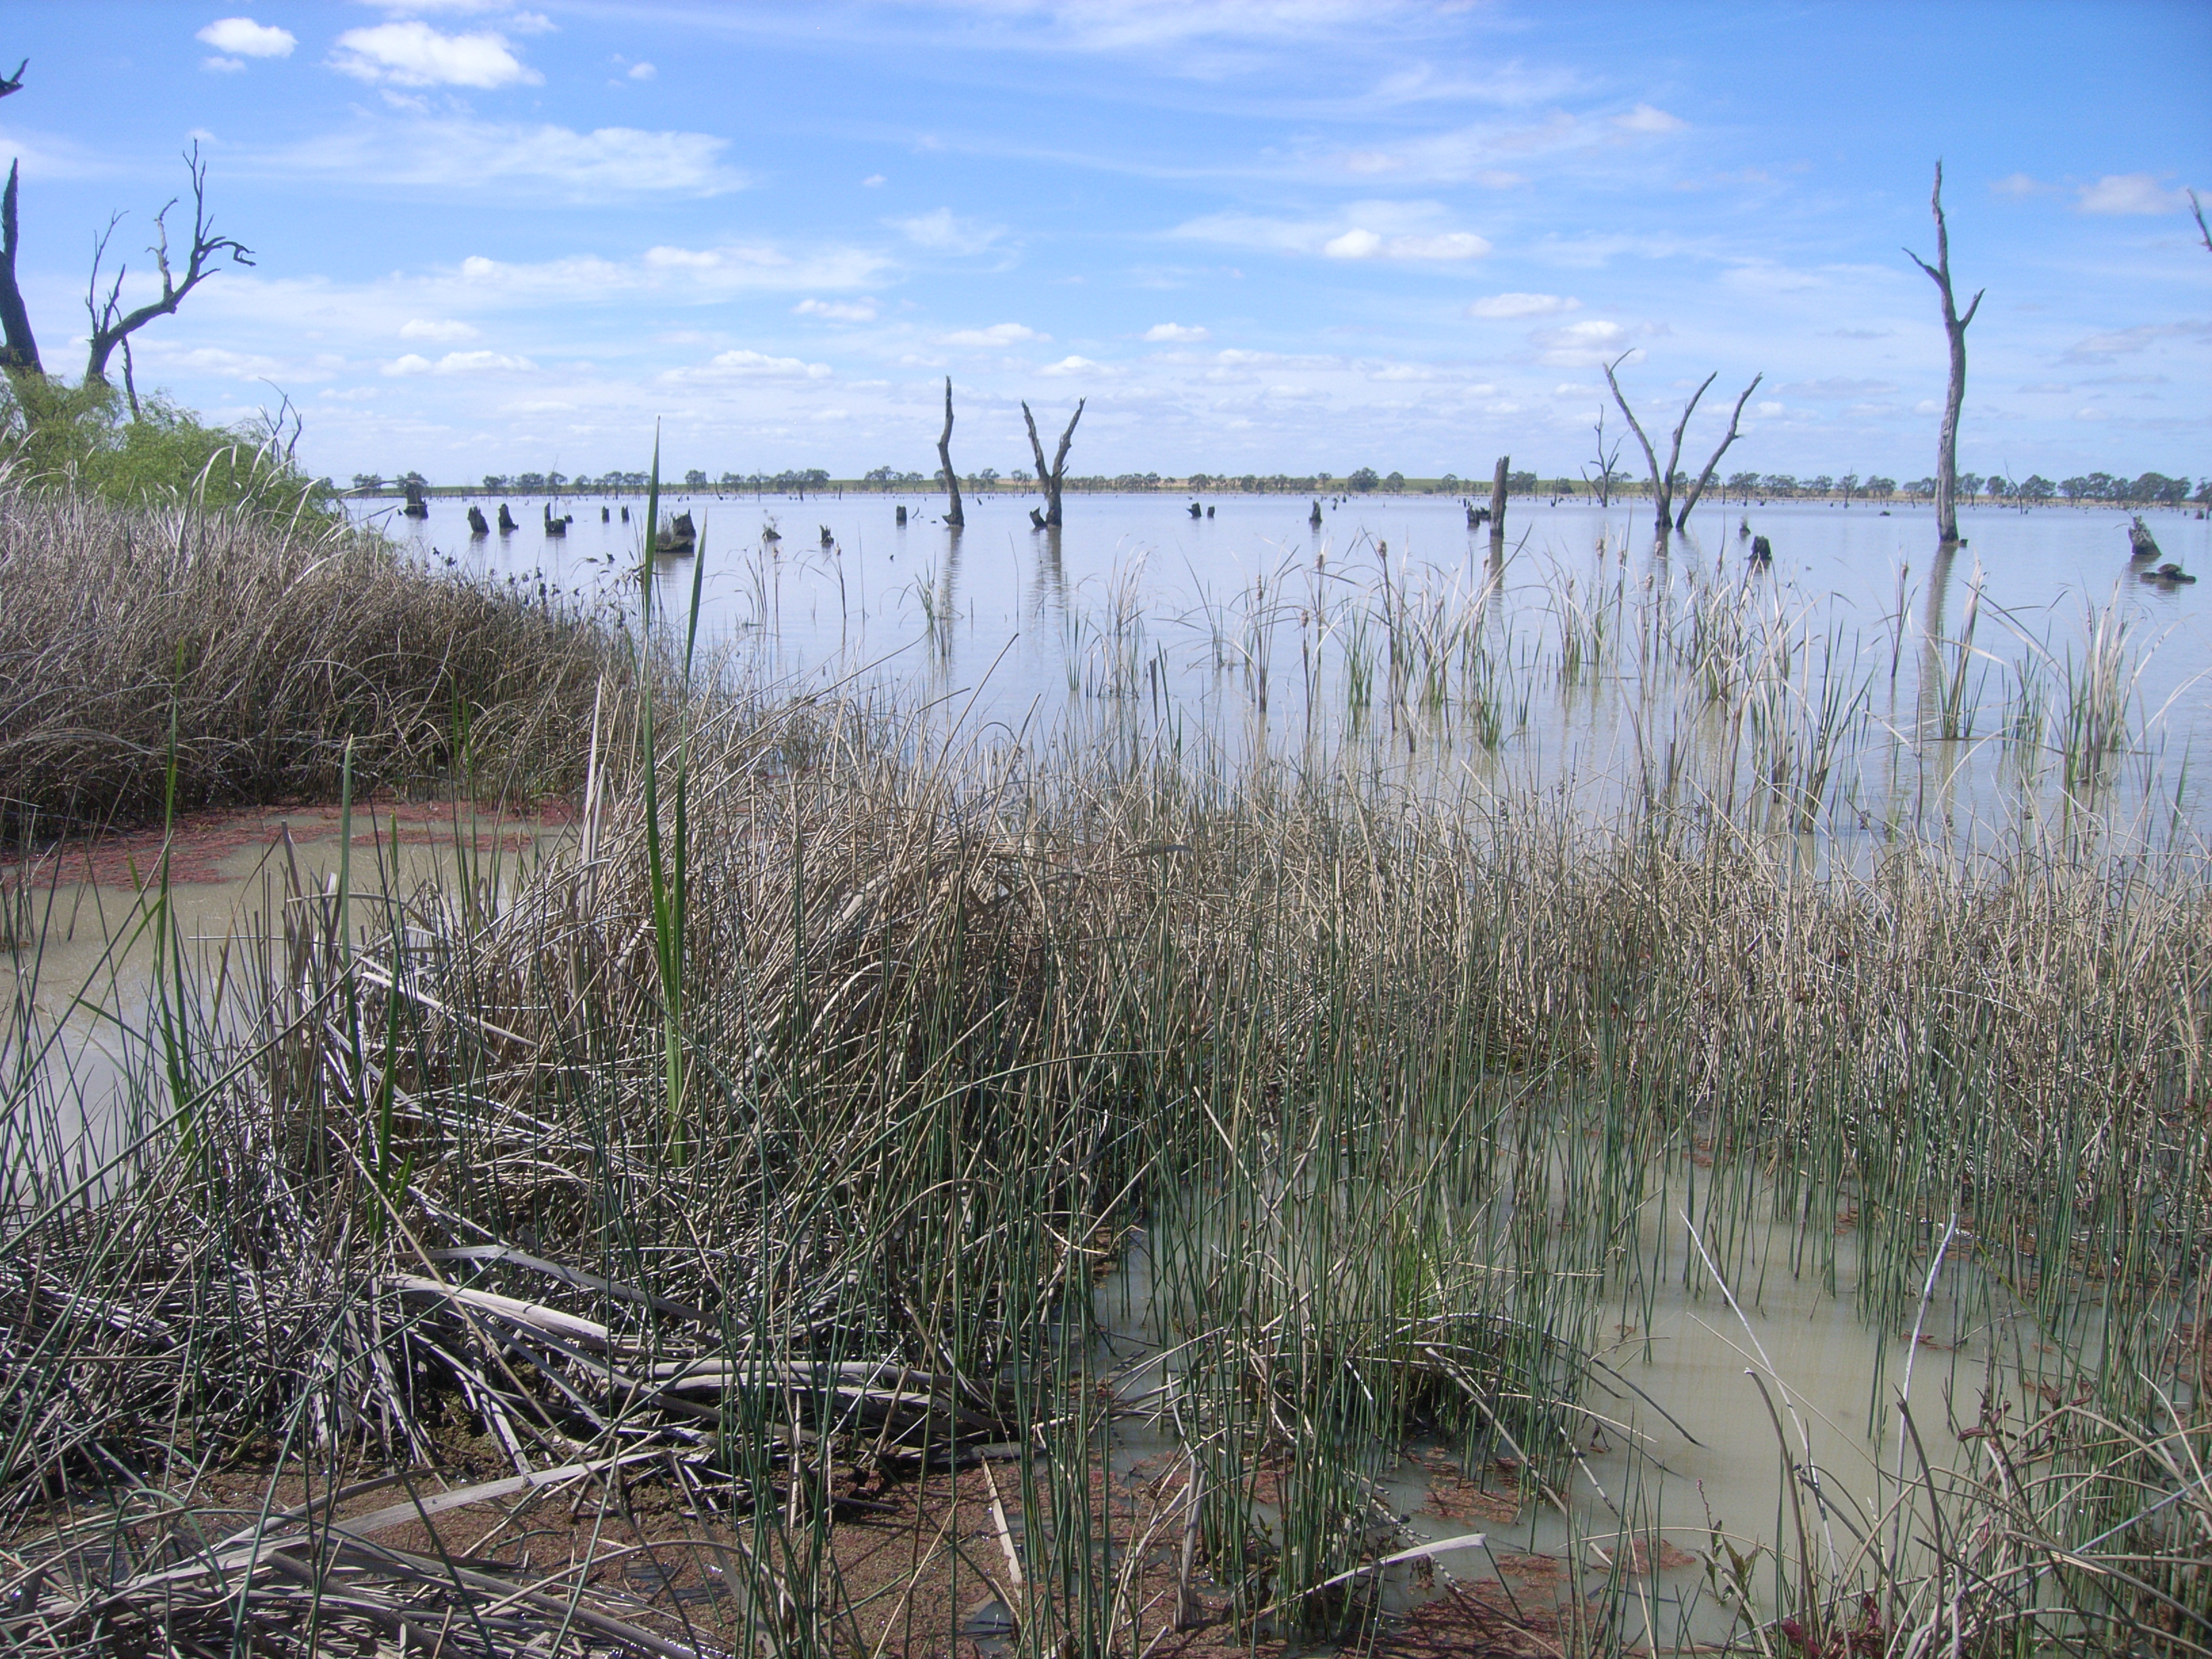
[331,22,541,89]
[1531,319,1628,365]
[1039,355,1103,375]
[687,348,832,380]
[2076,173,2190,215]
[399,317,480,342]
[794,297,878,322]
[384,349,534,375]
[1614,103,1685,134]
[861,173,886,187]
[1143,323,1209,342]
[1324,228,1488,260]
[628,61,657,80]
[203,56,247,73]
[1468,291,1577,319]
[940,322,1044,347]
[1990,171,2049,198]
[890,209,1002,254]
[197,17,295,57]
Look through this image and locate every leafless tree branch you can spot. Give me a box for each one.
[1675,373,1762,533]
[936,376,964,528]
[2192,189,2211,257]
[1021,397,1084,528]
[1905,161,1982,545]
[0,60,25,100]
[1605,354,1712,535]
[83,142,253,387]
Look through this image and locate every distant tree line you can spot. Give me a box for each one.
[354,465,2207,505]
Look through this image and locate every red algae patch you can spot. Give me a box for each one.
[3,794,578,891]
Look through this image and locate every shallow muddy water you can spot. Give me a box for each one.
[1091,1181,2060,1650]
[3,800,571,1179]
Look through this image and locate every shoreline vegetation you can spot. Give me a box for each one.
[3,447,2209,1657]
[354,476,2211,509]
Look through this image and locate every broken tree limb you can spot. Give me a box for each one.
[82,142,253,387]
[1022,396,1084,527]
[1675,373,1763,533]
[0,159,39,373]
[1906,161,1984,546]
[937,375,964,528]
[1488,454,1509,552]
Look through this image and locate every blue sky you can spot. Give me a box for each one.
[1,1,2206,483]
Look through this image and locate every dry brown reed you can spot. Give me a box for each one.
[0,480,621,834]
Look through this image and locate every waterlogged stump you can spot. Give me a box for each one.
[2128,515,2162,560]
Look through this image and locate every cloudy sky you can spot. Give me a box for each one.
[1,1,2205,483]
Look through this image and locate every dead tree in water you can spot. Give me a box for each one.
[2191,189,2211,256]
[1582,409,1624,507]
[1905,162,1983,546]
[83,144,253,388]
[1605,354,1713,536]
[1488,454,1509,554]
[1674,373,1762,533]
[1021,396,1085,528]
[936,377,964,529]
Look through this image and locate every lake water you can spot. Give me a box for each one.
[365,489,2212,843]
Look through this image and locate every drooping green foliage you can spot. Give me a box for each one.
[0,375,337,523]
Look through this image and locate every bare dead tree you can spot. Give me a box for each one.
[1488,453,1508,552]
[1582,409,1624,506]
[1021,396,1085,528]
[0,160,38,374]
[2192,189,2211,257]
[1905,161,1983,546]
[83,142,253,388]
[1673,373,1762,532]
[1605,353,1713,536]
[0,58,37,374]
[936,376,964,528]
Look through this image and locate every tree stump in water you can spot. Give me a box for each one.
[1751,534,1773,565]
[2128,516,2161,560]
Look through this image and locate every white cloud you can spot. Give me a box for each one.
[1990,171,2048,198]
[861,173,886,187]
[331,22,541,89]
[274,118,741,197]
[1532,319,1629,366]
[202,56,247,73]
[890,208,1002,253]
[1914,398,1941,415]
[1469,291,1578,318]
[684,348,832,380]
[1143,323,1209,342]
[197,17,295,57]
[1325,227,1487,260]
[1614,103,1685,134]
[1757,401,1784,417]
[1039,354,1104,376]
[794,297,878,321]
[1388,231,1489,260]
[628,61,657,81]
[384,349,534,375]
[2076,173,2190,215]
[940,322,1044,347]
[399,317,480,342]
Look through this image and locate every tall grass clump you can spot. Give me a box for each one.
[0,473,622,832]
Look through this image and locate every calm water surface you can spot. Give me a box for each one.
[365,489,2212,840]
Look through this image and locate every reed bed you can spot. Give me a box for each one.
[3,491,2208,1656]
[0,478,621,834]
